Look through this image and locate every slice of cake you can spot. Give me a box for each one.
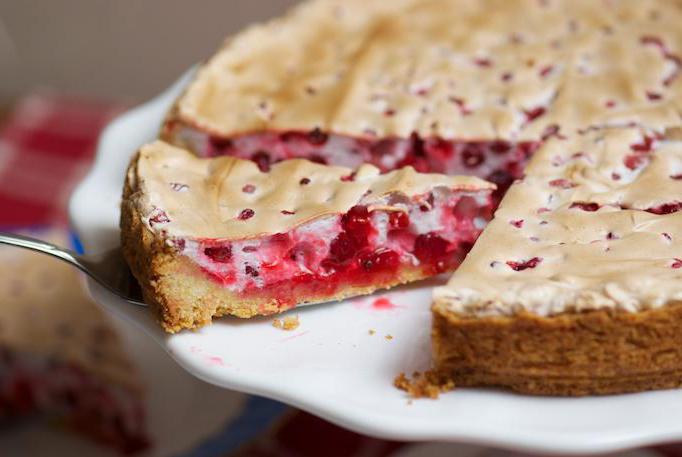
[121,141,494,332]
[433,127,682,395]
[0,231,149,452]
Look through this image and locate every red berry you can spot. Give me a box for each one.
[359,249,400,272]
[413,233,449,265]
[307,127,328,145]
[647,202,682,215]
[541,124,564,141]
[288,242,315,264]
[389,211,410,230]
[426,138,454,159]
[342,206,373,242]
[340,172,356,182]
[462,145,485,168]
[269,233,290,245]
[204,245,232,263]
[630,135,654,152]
[523,106,546,123]
[506,257,542,271]
[329,232,360,263]
[539,65,553,78]
[640,35,664,48]
[149,210,170,226]
[239,209,255,220]
[209,136,233,151]
[308,154,328,165]
[490,140,511,154]
[548,178,576,189]
[171,238,186,251]
[487,169,515,200]
[242,184,256,193]
[624,154,649,170]
[453,196,480,219]
[369,139,396,158]
[252,151,271,172]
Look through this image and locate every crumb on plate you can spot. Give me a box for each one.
[394,370,455,399]
[272,315,300,331]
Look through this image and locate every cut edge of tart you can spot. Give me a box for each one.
[121,141,495,332]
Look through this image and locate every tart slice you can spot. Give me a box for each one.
[121,141,494,332]
[432,127,682,395]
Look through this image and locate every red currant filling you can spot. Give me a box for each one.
[169,127,536,207]
[188,190,493,309]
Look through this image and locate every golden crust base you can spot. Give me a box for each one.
[432,302,682,396]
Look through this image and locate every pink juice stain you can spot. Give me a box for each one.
[281,330,310,342]
[371,297,396,310]
[206,355,225,366]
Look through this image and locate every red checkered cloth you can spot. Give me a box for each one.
[1,93,679,457]
[0,93,124,227]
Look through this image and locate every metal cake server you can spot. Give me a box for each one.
[0,231,145,306]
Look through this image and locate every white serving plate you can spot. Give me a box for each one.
[69,71,682,455]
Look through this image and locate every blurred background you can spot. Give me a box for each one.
[0,0,298,104]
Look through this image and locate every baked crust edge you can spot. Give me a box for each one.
[432,301,682,396]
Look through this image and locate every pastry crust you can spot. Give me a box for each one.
[432,301,682,396]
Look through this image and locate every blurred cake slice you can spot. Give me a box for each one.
[0,230,150,453]
[121,141,494,332]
